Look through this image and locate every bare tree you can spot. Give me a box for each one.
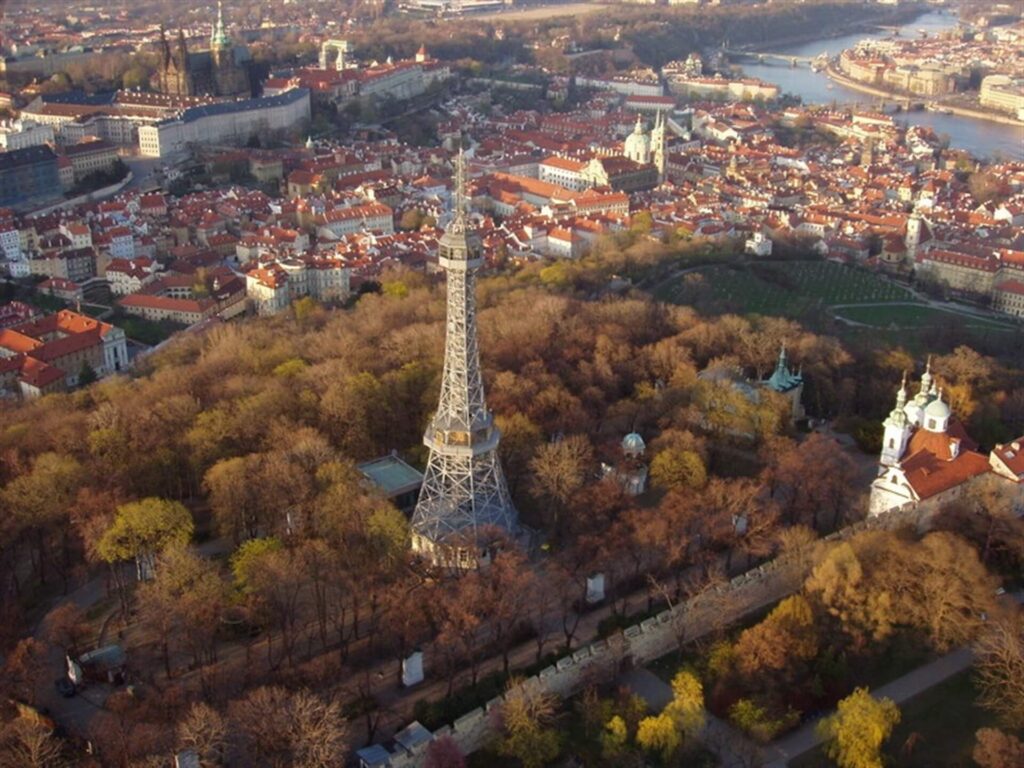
[974,613,1024,729]
[177,702,227,767]
[228,686,347,768]
[0,720,67,768]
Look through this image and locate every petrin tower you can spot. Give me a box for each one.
[411,152,518,567]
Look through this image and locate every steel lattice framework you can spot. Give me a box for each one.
[410,152,518,562]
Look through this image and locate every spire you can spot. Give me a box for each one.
[176,28,189,63]
[885,371,910,428]
[211,0,230,49]
[919,355,933,395]
[634,113,643,134]
[159,26,171,63]
[767,342,798,393]
[882,370,911,462]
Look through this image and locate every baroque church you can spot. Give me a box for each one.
[579,113,667,194]
[154,2,252,98]
[869,359,1024,517]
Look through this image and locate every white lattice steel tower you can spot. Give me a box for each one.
[411,152,518,564]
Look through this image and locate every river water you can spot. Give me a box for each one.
[737,9,1024,160]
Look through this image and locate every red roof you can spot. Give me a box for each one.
[991,439,1024,481]
[902,446,990,500]
[19,356,65,389]
[899,419,987,500]
[995,279,1024,296]
[118,294,214,314]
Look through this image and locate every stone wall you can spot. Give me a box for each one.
[31,172,134,216]
[368,505,924,767]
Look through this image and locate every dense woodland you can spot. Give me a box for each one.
[0,229,1022,765]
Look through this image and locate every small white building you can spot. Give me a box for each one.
[316,202,394,240]
[538,156,589,192]
[745,230,773,257]
[106,257,159,296]
[246,266,290,316]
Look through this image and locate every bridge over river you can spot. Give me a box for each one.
[722,49,829,69]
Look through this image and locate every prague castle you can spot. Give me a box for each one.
[154,2,252,98]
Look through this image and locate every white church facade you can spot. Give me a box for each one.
[869,359,1024,517]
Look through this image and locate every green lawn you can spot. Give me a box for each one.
[655,260,1020,336]
[658,260,918,318]
[791,671,1015,768]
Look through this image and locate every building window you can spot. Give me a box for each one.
[928,419,936,430]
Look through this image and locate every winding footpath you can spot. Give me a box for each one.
[764,647,974,767]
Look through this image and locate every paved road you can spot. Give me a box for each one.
[764,647,975,767]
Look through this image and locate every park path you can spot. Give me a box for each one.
[621,667,764,768]
[33,538,234,737]
[764,647,974,767]
[829,294,1016,328]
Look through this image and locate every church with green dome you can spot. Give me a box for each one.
[762,344,805,422]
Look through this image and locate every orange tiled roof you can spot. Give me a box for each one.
[991,439,1024,480]
[901,446,990,500]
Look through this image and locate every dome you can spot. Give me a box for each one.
[923,394,951,433]
[924,397,950,421]
[623,116,651,165]
[622,433,646,456]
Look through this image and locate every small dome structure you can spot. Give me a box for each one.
[923,391,950,433]
[622,432,646,458]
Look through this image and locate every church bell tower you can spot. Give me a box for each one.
[880,372,912,467]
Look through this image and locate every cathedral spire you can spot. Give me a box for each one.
[211,0,231,49]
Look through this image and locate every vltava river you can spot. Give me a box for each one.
[738,9,1024,160]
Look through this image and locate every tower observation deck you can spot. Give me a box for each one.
[410,152,518,566]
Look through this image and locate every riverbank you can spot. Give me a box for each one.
[746,4,927,54]
[825,65,1024,129]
